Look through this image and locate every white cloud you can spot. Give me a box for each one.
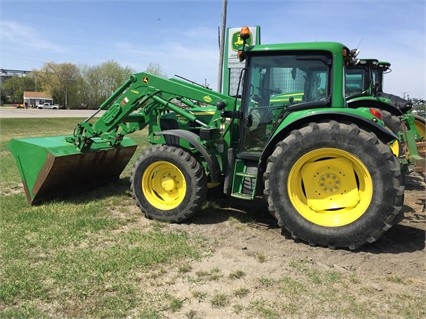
[0,21,65,53]
[108,40,220,88]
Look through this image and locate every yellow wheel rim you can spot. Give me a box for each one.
[388,139,401,157]
[142,161,186,210]
[414,118,425,140]
[383,125,401,157]
[288,148,373,227]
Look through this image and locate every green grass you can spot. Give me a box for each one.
[1,117,425,319]
[210,293,230,308]
[0,118,203,318]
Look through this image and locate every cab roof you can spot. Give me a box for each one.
[245,42,349,55]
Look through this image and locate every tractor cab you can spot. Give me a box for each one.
[345,58,380,97]
[375,61,392,93]
[239,52,330,154]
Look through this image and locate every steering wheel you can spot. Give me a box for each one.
[256,87,282,95]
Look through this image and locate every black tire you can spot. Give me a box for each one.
[380,110,403,157]
[263,121,405,250]
[381,110,402,135]
[391,156,406,225]
[130,145,207,222]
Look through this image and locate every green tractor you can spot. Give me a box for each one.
[9,27,404,250]
[345,58,425,172]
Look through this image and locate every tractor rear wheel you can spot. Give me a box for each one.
[131,145,207,222]
[413,114,425,140]
[263,121,405,250]
[380,110,403,157]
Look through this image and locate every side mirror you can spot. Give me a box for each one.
[350,48,360,58]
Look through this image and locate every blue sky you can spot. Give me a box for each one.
[1,0,425,98]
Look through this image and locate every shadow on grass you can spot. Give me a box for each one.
[189,192,279,230]
[360,224,425,254]
[35,177,425,254]
[32,177,134,205]
[54,179,279,231]
[404,172,426,191]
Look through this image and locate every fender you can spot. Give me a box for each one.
[154,129,221,183]
[260,111,398,171]
[347,96,403,116]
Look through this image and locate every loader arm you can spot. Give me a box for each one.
[67,72,236,150]
[9,72,237,204]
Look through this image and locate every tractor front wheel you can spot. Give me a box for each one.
[131,145,207,222]
[263,121,405,250]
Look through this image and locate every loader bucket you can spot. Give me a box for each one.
[8,135,137,205]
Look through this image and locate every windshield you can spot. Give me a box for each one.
[345,64,381,97]
[241,53,331,152]
[345,68,366,95]
[372,69,382,93]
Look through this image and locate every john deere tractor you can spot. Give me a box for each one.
[345,58,425,172]
[9,27,404,250]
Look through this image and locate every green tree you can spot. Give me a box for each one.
[80,60,133,109]
[1,76,36,104]
[33,62,81,108]
[145,62,167,78]
[99,60,133,98]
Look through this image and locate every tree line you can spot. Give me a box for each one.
[1,60,424,114]
[0,61,166,109]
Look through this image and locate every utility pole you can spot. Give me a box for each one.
[217,0,227,93]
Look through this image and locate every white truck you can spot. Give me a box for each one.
[37,103,60,109]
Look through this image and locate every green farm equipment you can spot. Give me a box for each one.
[345,58,425,173]
[9,27,405,250]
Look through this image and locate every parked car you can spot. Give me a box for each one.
[37,103,59,109]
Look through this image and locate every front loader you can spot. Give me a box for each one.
[9,27,404,250]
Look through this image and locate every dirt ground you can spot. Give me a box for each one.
[154,171,426,318]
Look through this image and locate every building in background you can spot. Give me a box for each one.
[23,91,52,108]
